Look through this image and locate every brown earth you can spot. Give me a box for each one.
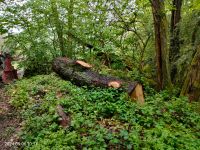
[0,84,21,150]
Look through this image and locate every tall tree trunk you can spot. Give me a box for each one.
[169,0,183,82]
[67,0,74,58]
[151,0,171,89]
[181,46,200,102]
[181,17,200,102]
[50,0,66,56]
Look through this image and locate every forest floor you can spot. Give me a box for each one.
[0,74,199,149]
[0,83,21,150]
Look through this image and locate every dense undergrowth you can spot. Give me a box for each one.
[7,74,200,150]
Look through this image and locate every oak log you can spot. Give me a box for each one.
[53,57,144,104]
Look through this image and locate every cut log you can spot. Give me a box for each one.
[52,57,145,104]
[56,105,70,128]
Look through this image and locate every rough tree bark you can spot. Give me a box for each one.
[151,0,172,89]
[52,57,145,104]
[181,46,200,102]
[169,0,183,82]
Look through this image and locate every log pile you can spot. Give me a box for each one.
[52,57,144,104]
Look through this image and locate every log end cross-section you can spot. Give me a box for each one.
[130,84,144,105]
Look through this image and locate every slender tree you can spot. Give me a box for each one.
[50,0,66,56]
[150,0,171,89]
[67,0,74,58]
[191,19,200,46]
[169,0,183,82]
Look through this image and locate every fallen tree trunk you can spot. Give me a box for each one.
[52,57,144,104]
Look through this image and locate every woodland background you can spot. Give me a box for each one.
[0,0,200,149]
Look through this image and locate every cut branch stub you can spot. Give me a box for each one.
[108,81,121,88]
[53,57,144,104]
[76,60,92,68]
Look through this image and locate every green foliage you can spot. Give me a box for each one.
[0,0,199,86]
[7,74,200,149]
[0,0,154,76]
[1,0,200,149]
